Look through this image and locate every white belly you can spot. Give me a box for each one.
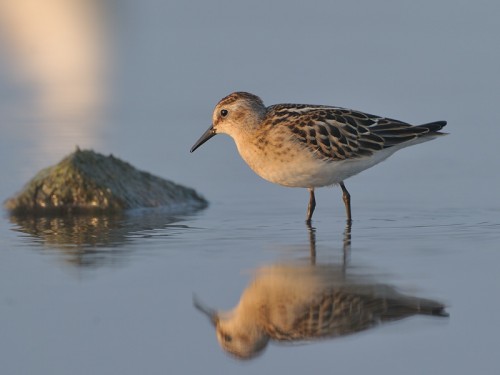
[236,140,401,188]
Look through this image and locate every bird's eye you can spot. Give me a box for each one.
[224,334,232,342]
[220,109,228,117]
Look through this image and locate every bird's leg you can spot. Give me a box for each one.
[306,188,316,224]
[339,182,352,223]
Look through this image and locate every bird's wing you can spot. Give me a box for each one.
[268,104,445,161]
[265,291,377,341]
[264,286,447,341]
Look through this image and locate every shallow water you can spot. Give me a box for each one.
[1,1,500,374]
[2,197,499,374]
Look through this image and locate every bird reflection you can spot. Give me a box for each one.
[194,225,447,360]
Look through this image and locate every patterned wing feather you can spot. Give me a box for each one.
[264,288,446,341]
[265,291,379,341]
[267,105,446,161]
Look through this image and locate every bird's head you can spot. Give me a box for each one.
[193,294,269,360]
[190,92,266,153]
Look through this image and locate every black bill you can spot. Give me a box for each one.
[193,294,218,326]
[190,125,216,153]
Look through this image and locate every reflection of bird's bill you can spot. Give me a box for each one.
[193,294,218,326]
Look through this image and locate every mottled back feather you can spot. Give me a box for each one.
[264,289,447,341]
[265,104,446,162]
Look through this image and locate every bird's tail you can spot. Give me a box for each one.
[414,120,447,135]
[371,120,448,148]
[381,296,449,320]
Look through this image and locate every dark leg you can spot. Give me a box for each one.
[306,188,316,224]
[306,221,316,265]
[339,181,352,223]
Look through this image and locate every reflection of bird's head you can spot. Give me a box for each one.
[194,294,269,359]
[214,311,269,360]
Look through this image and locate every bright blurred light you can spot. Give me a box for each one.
[0,0,108,157]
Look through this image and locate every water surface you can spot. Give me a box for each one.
[1,1,499,374]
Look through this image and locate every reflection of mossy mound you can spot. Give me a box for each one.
[8,212,182,267]
[4,148,208,214]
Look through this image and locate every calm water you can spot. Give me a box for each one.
[1,1,499,374]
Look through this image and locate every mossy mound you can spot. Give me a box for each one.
[4,149,208,214]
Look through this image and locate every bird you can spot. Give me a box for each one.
[190,92,447,223]
[194,263,448,360]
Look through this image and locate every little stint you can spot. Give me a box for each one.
[191,92,447,222]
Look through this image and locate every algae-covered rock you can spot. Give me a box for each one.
[4,148,208,214]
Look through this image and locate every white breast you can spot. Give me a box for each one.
[235,138,404,188]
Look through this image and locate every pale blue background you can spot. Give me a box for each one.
[0,0,499,374]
